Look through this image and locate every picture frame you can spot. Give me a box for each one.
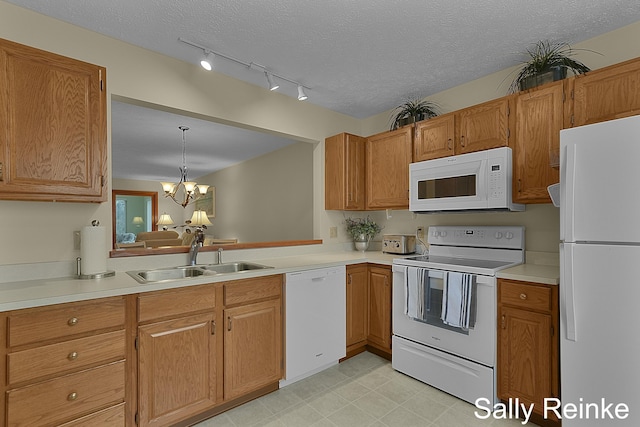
[195,187,215,217]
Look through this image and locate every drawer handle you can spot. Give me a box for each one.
[67,392,78,401]
[519,293,528,300]
[67,317,79,326]
[68,351,79,361]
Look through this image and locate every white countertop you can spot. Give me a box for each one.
[0,251,403,312]
[497,251,560,285]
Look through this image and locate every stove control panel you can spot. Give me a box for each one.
[428,226,524,250]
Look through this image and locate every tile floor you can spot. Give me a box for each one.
[194,352,539,427]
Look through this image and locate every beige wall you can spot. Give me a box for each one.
[204,142,314,243]
[1,0,640,265]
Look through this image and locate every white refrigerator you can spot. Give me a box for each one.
[560,115,640,426]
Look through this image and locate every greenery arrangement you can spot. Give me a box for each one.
[509,40,593,93]
[344,216,383,240]
[389,98,439,130]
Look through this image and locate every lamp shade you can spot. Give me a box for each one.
[132,216,144,225]
[189,210,212,226]
[156,213,174,226]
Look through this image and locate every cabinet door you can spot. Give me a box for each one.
[513,82,564,203]
[367,266,392,351]
[224,299,282,400]
[366,127,412,209]
[573,57,640,126]
[325,133,366,210]
[138,313,217,427]
[414,113,455,161]
[346,264,368,350]
[0,38,106,202]
[498,306,552,417]
[457,98,510,155]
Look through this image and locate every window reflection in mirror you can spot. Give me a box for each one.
[112,190,158,248]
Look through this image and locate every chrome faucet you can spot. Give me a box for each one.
[188,229,205,266]
[217,247,224,264]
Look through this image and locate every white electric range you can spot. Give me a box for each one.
[392,225,524,406]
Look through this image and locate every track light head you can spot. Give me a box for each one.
[297,85,308,101]
[265,72,279,91]
[200,51,213,71]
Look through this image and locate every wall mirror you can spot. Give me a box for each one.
[110,96,316,257]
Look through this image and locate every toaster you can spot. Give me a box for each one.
[382,234,416,255]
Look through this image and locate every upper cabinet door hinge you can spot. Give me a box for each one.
[99,69,104,91]
[134,412,139,425]
[506,128,511,139]
[134,336,139,351]
[506,105,510,117]
[101,175,106,187]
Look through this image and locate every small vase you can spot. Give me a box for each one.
[353,234,371,252]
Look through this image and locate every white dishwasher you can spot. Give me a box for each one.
[280,266,346,387]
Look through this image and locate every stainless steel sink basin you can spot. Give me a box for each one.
[201,262,273,274]
[127,262,273,283]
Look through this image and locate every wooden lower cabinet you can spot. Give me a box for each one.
[137,313,217,427]
[2,296,129,427]
[497,279,559,425]
[367,265,392,353]
[135,276,283,426]
[344,263,392,359]
[346,264,368,354]
[224,299,282,400]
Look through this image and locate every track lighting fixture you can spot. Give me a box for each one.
[178,37,310,101]
[297,85,308,101]
[200,51,213,71]
[265,71,279,91]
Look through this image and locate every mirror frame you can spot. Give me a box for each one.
[111,189,159,249]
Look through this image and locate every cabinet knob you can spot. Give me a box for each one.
[67,351,79,361]
[67,392,78,401]
[447,138,453,150]
[67,317,79,326]
[460,135,466,147]
[519,293,527,300]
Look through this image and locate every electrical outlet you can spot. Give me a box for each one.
[329,226,338,238]
[416,226,425,239]
[73,230,81,250]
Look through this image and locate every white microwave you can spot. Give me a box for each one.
[409,147,524,213]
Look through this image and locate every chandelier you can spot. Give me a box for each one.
[161,126,209,207]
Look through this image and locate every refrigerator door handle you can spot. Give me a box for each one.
[561,244,577,341]
[561,143,577,243]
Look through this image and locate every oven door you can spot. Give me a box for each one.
[392,265,496,366]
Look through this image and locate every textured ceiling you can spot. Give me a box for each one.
[6,0,640,179]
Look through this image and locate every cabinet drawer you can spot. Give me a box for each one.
[500,281,552,312]
[138,283,216,323]
[224,275,282,306]
[8,297,125,347]
[8,330,125,385]
[6,361,125,427]
[58,403,125,427]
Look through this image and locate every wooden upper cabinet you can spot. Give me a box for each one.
[573,57,640,127]
[414,113,455,161]
[0,38,107,202]
[366,127,412,209]
[457,97,511,155]
[414,97,510,162]
[325,133,366,210]
[513,81,566,203]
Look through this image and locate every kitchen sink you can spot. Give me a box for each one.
[127,262,273,283]
[200,262,273,274]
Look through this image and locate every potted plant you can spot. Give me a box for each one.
[390,98,439,130]
[509,40,593,93]
[345,216,383,252]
